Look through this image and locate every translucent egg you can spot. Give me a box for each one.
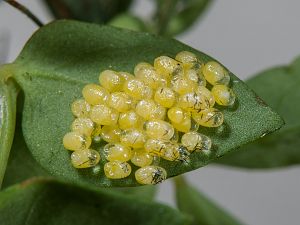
[134,62,163,89]
[171,75,197,95]
[63,131,92,151]
[202,61,230,86]
[118,71,135,81]
[108,92,132,112]
[177,146,191,163]
[71,118,94,136]
[136,99,166,120]
[118,110,142,130]
[178,92,210,112]
[211,85,236,106]
[131,149,153,167]
[144,119,175,140]
[71,99,91,118]
[192,108,224,127]
[181,131,212,152]
[100,126,121,143]
[135,166,167,185]
[103,143,132,162]
[195,86,215,108]
[120,129,146,148]
[82,84,109,105]
[104,161,132,179]
[154,87,176,108]
[71,149,100,168]
[185,68,206,86]
[144,139,170,156]
[167,107,185,123]
[99,70,124,92]
[90,104,119,125]
[154,56,183,79]
[160,143,180,161]
[175,51,198,65]
[123,79,146,100]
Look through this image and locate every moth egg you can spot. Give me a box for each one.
[144,119,175,140]
[211,85,236,106]
[100,126,121,143]
[103,143,132,162]
[71,118,95,136]
[71,149,100,168]
[131,149,153,167]
[135,166,167,185]
[202,61,230,86]
[185,68,206,86]
[167,107,185,123]
[71,99,91,118]
[160,143,180,161]
[99,70,124,92]
[108,92,132,112]
[171,113,192,133]
[154,87,176,108]
[175,51,198,64]
[118,110,142,130]
[63,131,92,151]
[154,56,183,79]
[118,71,135,81]
[195,86,215,108]
[90,104,119,126]
[134,62,163,89]
[181,131,212,152]
[136,99,166,120]
[123,78,146,100]
[104,161,132,179]
[192,108,224,127]
[171,75,197,95]
[120,129,146,148]
[144,139,168,156]
[82,84,109,105]
[178,92,210,112]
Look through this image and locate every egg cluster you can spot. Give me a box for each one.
[63,51,236,185]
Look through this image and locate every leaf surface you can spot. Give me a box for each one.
[218,57,300,168]
[8,20,283,187]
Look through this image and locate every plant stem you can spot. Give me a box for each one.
[4,0,44,27]
[0,65,18,189]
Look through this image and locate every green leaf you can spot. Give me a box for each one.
[108,13,148,32]
[166,0,212,36]
[6,20,283,187]
[175,177,243,225]
[0,179,187,225]
[43,0,133,23]
[217,56,300,168]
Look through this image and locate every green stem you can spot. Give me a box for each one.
[155,0,179,35]
[4,0,44,27]
[0,65,19,189]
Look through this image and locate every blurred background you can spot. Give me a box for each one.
[0,1,300,224]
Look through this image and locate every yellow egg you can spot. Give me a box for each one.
[120,129,146,148]
[211,85,236,106]
[135,166,167,185]
[185,68,206,86]
[100,126,121,143]
[103,143,132,162]
[134,62,163,89]
[131,149,153,167]
[136,99,166,120]
[192,108,224,127]
[118,71,135,81]
[171,113,191,133]
[144,139,169,156]
[175,51,198,64]
[71,99,91,118]
[195,86,215,108]
[104,161,132,179]
[118,110,142,130]
[90,104,119,126]
[144,119,175,140]
[171,75,197,95]
[178,92,210,112]
[71,118,95,136]
[108,92,132,112]
[202,61,230,86]
[71,149,100,168]
[99,70,124,92]
[167,107,185,123]
[154,56,183,79]
[181,131,212,152]
[82,84,109,105]
[154,87,176,108]
[63,131,91,151]
[123,79,146,100]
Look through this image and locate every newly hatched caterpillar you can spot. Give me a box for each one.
[63,51,236,185]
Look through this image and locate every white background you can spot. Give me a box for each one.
[0,1,300,224]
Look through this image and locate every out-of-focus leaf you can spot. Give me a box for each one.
[217,57,300,168]
[175,177,243,225]
[0,179,188,225]
[4,20,283,187]
[108,13,147,32]
[43,0,133,23]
